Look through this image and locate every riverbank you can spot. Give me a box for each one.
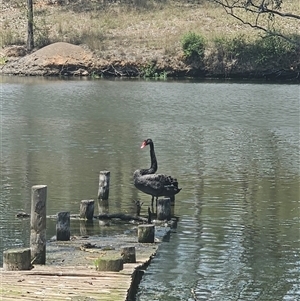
[1,1,299,80]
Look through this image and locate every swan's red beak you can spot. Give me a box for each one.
[141,141,147,149]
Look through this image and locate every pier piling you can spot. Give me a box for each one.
[80,199,95,220]
[121,246,136,263]
[97,170,110,200]
[56,211,70,241]
[157,198,171,221]
[30,184,47,264]
[138,224,155,243]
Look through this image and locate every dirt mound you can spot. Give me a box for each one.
[31,42,94,63]
[1,42,97,76]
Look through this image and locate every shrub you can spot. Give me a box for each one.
[253,35,298,66]
[181,32,205,60]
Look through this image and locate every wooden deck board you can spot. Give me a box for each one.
[1,242,159,301]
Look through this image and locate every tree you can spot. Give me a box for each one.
[27,0,34,51]
[212,0,300,46]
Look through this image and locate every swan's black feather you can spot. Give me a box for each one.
[133,139,181,203]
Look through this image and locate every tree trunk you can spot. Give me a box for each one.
[27,0,34,51]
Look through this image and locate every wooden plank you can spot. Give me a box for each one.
[0,246,158,301]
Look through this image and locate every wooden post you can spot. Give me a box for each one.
[121,246,136,263]
[94,255,123,272]
[30,184,47,264]
[157,198,171,221]
[80,199,94,220]
[97,171,110,200]
[138,224,155,243]
[98,199,109,215]
[56,212,70,241]
[3,248,32,270]
[134,200,143,216]
[170,217,178,229]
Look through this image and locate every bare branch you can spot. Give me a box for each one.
[213,0,300,46]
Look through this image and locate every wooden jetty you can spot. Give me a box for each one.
[0,234,161,301]
[1,179,175,300]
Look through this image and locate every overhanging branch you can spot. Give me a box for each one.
[213,0,300,46]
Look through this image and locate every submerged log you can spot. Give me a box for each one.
[97,170,110,200]
[96,213,148,223]
[138,224,155,243]
[30,184,47,264]
[80,199,94,220]
[56,211,70,241]
[3,248,32,270]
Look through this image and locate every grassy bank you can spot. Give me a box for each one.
[1,0,300,77]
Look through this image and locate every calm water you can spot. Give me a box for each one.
[0,76,299,300]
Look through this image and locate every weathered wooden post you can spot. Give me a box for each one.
[56,212,70,241]
[138,224,155,243]
[134,200,143,216]
[121,246,136,263]
[30,184,47,264]
[170,217,178,229]
[97,171,110,200]
[98,199,109,215]
[3,248,32,270]
[157,198,171,221]
[80,199,94,220]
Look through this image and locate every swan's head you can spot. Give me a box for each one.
[141,138,153,149]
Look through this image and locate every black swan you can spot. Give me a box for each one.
[133,138,181,206]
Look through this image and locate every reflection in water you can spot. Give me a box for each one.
[1,78,299,300]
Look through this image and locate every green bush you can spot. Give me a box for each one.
[181,32,205,60]
[212,33,299,70]
[142,62,167,79]
[253,35,298,66]
[213,34,250,61]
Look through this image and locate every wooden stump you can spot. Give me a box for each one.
[97,170,110,200]
[157,198,171,221]
[170,217,178,229]
[56,212,70,241]
[121,246,136,263]
[3,248,32,270]
[138,224,155,243]
[95,255,123,272]
[30,185,47,264]
[80,199,94,220]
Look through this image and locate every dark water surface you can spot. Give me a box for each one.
[1,76,299,300]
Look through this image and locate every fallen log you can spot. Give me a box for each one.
[47,213,148,222]
[95,213,148,223]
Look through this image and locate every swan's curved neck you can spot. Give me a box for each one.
[148,142,157,174]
